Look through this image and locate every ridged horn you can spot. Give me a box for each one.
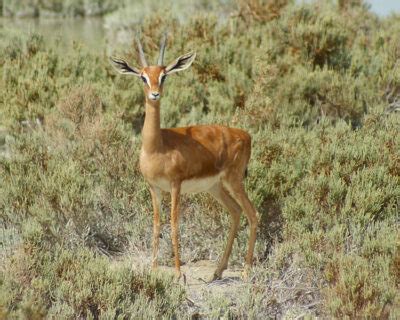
[158,33,167,66]
[135,31,148,67]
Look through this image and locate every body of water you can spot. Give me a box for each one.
[0,17,106,53]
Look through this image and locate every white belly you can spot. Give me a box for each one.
[150,175,221,194]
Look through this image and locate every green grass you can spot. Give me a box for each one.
[0,0,399,318]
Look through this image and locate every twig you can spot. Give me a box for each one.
[185,297,196,307]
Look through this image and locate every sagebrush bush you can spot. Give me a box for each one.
[1,85,150,255]
[1,0,399,318]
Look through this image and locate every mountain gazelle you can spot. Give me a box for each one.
[110,34,259,281]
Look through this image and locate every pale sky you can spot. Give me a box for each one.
[300,1,400,16]
[367,0,400,16]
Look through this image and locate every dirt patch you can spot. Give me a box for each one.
[161,260,248,318]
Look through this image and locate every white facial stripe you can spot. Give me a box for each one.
[142,73,151,88]
[158,72,165,85]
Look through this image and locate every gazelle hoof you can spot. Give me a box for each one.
[179,259,186,266]
[209,271,222,283]
[174,271,186,285]
[241,265,252,281]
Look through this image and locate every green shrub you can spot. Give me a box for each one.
[0,85,149,254]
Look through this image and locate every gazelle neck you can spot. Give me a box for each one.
[142,99,162,153]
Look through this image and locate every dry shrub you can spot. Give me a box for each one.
[338,0,365,11]
[47,85,110,150]
[235,0,292,24]
[324,254,395,318]
[56,85,102,128]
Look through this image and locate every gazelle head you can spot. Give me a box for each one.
[110,34,196,102]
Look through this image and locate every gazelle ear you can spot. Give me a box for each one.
[165,51,196,75]
[110,57,141,76]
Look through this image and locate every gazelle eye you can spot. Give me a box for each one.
[141,75,147,84]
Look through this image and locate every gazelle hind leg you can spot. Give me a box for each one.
[208,183,242,281]
[223,178,259,275]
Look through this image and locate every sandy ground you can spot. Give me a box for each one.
[159,260,250,318]
[161,259,243,290]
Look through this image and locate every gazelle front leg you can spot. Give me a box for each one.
[149,186,163,269]
[170,182,182,278]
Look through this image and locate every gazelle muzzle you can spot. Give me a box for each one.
[149,92,160,100]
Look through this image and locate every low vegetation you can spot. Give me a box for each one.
[0,0,399,318]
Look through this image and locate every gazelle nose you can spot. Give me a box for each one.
[149,92,160,100]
